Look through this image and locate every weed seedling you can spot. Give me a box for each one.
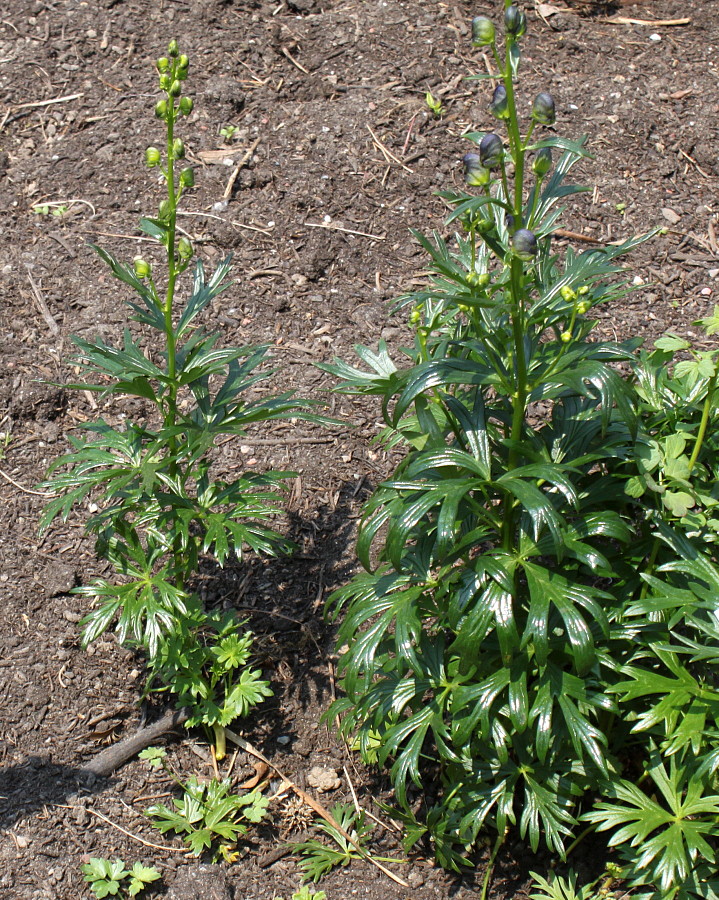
[141,747,268,859]
[82,858,160,899]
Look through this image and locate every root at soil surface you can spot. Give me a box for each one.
[79,708,190,778]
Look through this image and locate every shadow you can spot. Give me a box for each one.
[0,755,114,829]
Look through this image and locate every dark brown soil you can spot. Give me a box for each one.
[0,0,717,897]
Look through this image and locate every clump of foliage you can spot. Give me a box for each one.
[323,4,719,898]
[141,746,268,860]
[81,858,160,899]
[39,41,319,754]
[292,803,376,882]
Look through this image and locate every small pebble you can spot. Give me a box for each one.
[649,33,662,42]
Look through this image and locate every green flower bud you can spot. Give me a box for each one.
[133,256,150,278]
[477,218,495,235]
[179,96,194,116]
[176,66,188,82]
[154,99,168,120]
[578,285,590,295]
[512,228,538,261]
[577,301,590,315]
[159,74,171,91]
[179,167,195,188]
[156,57,170,73]
[462,152,490,187]
[560,285,577,303]
[533,147,552,177]
[532,92,556,126]
[489,84,509,119]
[169,80,182,97]
[177,236,193,259]
[409,308,421,327]
[467,271,491,288]
[168,39,179,58]
[178,54,189,70]
[471,16,496,47]
[504,5,527,37]
[158,199,172,220]
[145,146,161,167]
[172,138,185,159]
[560,331,573,343]
[479,133,504,169]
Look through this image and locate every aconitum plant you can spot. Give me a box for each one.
[39,42,319,757]
[324,5,719,899]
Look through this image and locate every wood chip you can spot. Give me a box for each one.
[661,208,682,225]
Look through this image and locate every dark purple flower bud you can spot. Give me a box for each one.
[479,133,504,169]
[512,228,538,261]
[471,16,496,47]
[532,92,556,126]
[490,84,509,119]
[463,152,490,187]
[504,5,527,37]
[533,147,553,177]
[505,213,516,232]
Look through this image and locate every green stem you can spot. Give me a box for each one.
[687,372,717,474]
[502,41,525,220]
[480,831,505,900]
[213,723,227,762]
[501,260,529,553]
[564,823,595,859]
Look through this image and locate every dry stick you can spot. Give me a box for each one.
[79,707,191,778]
[223,135,262,202]
[25,266,59,336]
[282,45,310,74]
[224,727,409,887]
[678,148,712,179]
[604,16,691,26]
[84,806,187,852]
[366,124,414,174]
[0,467,54,496]
[304,221,386,241]
[11,92,83,111]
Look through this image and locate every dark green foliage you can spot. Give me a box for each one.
[323,8,719,898]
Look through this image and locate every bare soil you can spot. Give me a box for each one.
[0,0,717,897]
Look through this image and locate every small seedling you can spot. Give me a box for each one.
[219,124,237,142]
[141,747,268,859]
[81,858,160,899]
[277,888,327,900]
[425,91,445,118]
[291,802,400,882]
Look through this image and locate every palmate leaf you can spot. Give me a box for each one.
[522,561,609,674]
[91,244,166,331]
[584,750,719,893]
[175,254,233,338]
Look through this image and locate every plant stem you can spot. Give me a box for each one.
[213,723,227,762]
[687,372,717,474]
[564,823,595,859]
[480,831,505,900]
[164,102,179,457]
